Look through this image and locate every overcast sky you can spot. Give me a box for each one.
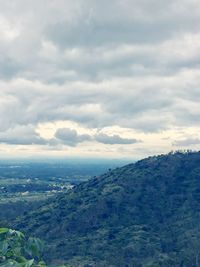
[0,0,200,159]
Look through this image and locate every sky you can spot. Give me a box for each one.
[0,0,200,159]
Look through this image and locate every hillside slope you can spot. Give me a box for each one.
[15,152,200,266]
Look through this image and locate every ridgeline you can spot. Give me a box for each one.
[15,151,200,267]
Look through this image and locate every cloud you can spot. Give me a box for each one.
[0,69,200,134]
[0,125,46,145]
[173,137,200,147]
[54,128,140,146]
[0,0,200,156]
[45,0,200,48]
[95,133,140,145]
[55,128,91,146]
[0,0,200,82]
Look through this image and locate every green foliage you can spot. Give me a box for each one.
[0,227,46,267]
[13,151,200,266]
[0,228,71,267]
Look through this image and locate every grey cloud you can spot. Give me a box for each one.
[47,19,170,49]
[46,0,200,48]
[0,58,21,80]
[0,0,200,83]
[0,0,200,145]
[54,128,140,146]
[173,137,200,147]
[95,133,140,145]
[55,128,91,146]
[0,72,200,133]
[0,125,46,145]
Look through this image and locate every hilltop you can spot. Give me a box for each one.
[15,151,200,266]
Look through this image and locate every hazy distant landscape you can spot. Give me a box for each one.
[0,158,129,222]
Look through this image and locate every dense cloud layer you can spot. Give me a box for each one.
[0,0,200,156]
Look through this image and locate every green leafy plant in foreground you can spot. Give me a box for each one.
[0,228,71,267]
[0,227,47,267]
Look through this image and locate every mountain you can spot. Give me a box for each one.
[15,151,200,267]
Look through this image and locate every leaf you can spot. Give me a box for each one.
[24,259,34,267]
[16,256,27,263]
[34,261,46,267]
[0,228,47,267]
[0,259,22,267]
[26,238,44,258]
[0,229,9,235]
[5,250,14,258]
[0,241,8,255]
[7,230,24,240]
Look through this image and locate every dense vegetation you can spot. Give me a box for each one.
[0,160,125,216]
[0,227,46,267]
[0,228,71,267]
[12,152,200,266]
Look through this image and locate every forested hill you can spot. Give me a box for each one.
[15,151,200,267]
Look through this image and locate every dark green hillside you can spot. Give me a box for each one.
[15,152,200,266]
